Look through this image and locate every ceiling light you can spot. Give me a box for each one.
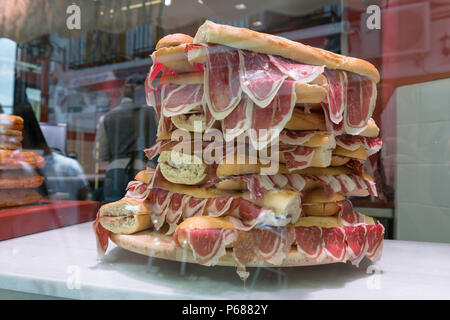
[165,0,171,6]
[234,3,246,10]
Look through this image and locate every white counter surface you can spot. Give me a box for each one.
[0,222,449,300]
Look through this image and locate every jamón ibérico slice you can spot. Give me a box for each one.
[337,199,366,226]
[232,231,257,266]
[336,135,382,157]
[279,130,320,146]
[204,45,242,120]
[286,174,307,191]
[365,223,385,261]
[345,159,365,176]
[205,196,235,217]
[249,80,296,150]
[165,193,191,235]
[183,197,207,218]
[221,98,253,142]
[269,55,324,83]
[252,227,295,265]
[124,181,150,201]
[239,50,287,108]
[93,212,110,259]
[282,146,315,171]
[345,225,367,266]
[324,69,348,125]
[344,73,377,135]
[180,228,236,266]
[322,227,346,262]
[161,84,204,117]
[233,198,263,221]
[295,226,323,259]
[321,102,344,135]
[149,188,172,230]
[144,140,171,160]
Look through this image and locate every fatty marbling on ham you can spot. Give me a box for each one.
[323,70,377,135]
[336,135,382,156]
[161,83,204,117]
[174,221,384,268]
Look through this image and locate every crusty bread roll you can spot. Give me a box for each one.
[0,114,24,131]
[0,150,46,170]
[302,189,345,216]
[190,20,380,82]
[0,189,42,207]
[99,199,152,234]
[0,171,44,189]
[330,156,350,166]
[158,150,208,185]
[134,169,154,184]
[156,34,194,50]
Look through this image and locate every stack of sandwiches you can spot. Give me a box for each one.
[0,114,45,207]
[95,21,384,278]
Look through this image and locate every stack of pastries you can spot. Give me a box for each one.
[0,114,45,207]
[95,21,385,278]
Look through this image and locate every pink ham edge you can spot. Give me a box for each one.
[269,55,325,83]
[221,97,253,142]
[252,227,296,265]
[144,140,171,160]
[279,130,320,145]
[324,69,348,125]
[149,188,173,230]
[344,74,377,135]
[182,197,208,219]
[124,181,151,201]
[365,223,385,261]
[239,50,287,108]
[322,227,347,262]
[344,224,368,266]
[204,46,242,120]
[161,83,204,117]
[248,80,296,150]
[295,226,323,259]
[181,228,237,266]
[282,146,315,171]
[165,194,192,235]
[336,135,383,157]
[336,199,366,226]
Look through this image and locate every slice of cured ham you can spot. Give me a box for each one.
[161,83,204,117]
[336,199,366,226]
[124,181,151,201]
[344,225,368,266]
[336,135,382,156]
[295,226,323,259]
[93,212,110,259]
[321,227,347,262]
[279,130,324,146]
[269,55,324,83]
[248,80,296,150]
[239,50,287,108]
[204,45,242,120]
[177,228,237,266]
[221,97,253,142]
[280,145,315,171]
[324,69,348,125]
[365,223,385,261]
[176,223,384,267]
[344,73,377,135]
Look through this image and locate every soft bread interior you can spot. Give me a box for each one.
[158,150,208,185]
[99,199,152,234]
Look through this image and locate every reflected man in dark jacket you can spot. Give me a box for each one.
[95,75,157,204]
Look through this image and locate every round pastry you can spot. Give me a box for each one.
[0,114,24,131]
[0,171,44,189]
[0,189,42,207]
[0,150,46,170]
[0,134,23,150]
